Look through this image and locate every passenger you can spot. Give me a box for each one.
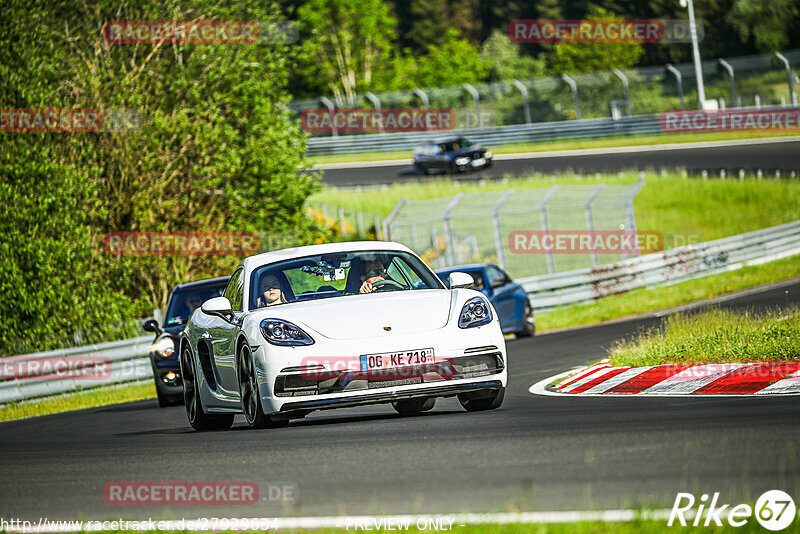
[257,273,288,307]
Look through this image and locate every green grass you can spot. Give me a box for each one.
[312,172,800,248]
[307,131,799,165]
[608,307,800,367]
[0,381,156,423]
[537,255,800,332]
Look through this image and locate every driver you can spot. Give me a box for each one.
[257,273,288,307]
[359,259,387,294]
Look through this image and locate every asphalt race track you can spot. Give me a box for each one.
[1,280,799,522]
[319,138,800,186]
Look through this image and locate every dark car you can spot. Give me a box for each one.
[413,136,493,175]
[142,276,229,406]
[435,263,534,337]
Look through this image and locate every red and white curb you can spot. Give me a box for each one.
[530,359,800,397]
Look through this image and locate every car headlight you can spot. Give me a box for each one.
[484,150,493,158]
[260,319,315,346]
[458,297,493,329]
[150,337,175,359]
[455,157,470,166]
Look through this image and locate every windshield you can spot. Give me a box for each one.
[249,250,444,310]
[164,283,228,327]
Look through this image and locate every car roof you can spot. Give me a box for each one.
[435,263,494,273]
[242,240,415,271]
[173,275,230,292]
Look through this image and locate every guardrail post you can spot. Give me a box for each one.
[612,69,632,117]
[492,189,515,270]
[539,185,561,274]
[623,179,646,258]
[774,52,798,106]
[365,92,384,133]
[356,211,365,236]
[561,75,581,120]
[320,96,337,137]
[665,64,686,111]
[512,80,532,124]
[463,84,483,128]
[584,184,606,267]
[718,59,738,108]
[383,198,407,241]
[374,215,382,240]
[443,193,465,265]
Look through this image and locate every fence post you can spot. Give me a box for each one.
[365,92,384,133]
[584,184,606,267]
[443,193,465,265]
[338,207,347,236]
[539,185,561,274]
[512,80,532,124]
[492,189,515,270]
[612,69,632,117]
[561,75,581,120]
[718,59,738,108]
[665,64,686,111]
[463,83,483,128]
[356,211,365,236]
[374,215,382,240]
[623,179,646,258]
[383,198,407,241]
[774,52,798,106]
[320,96,337,137]
[413,88,430,131]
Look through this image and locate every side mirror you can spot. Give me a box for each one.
[448,272,475,289]
[201,296,233,320]
[142,318,161,335]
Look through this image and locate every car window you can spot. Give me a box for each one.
[469,271,486,290]
[486,265,509,288]
[224,268,244,312]
[164,282,228,326]
[248,250,444,309]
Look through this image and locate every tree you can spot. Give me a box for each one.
[480,29,546,81]
[728,0,799,52]
[297,0,396,104]
[416,29,489,88]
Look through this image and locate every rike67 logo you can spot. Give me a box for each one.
[669,490,796,530]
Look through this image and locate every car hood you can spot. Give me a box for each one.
[450,146,483,157]
[258,290,453,340]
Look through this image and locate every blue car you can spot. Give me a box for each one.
[143,276,230,406]
[435,263,534,337]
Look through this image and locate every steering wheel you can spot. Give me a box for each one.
[371,279,405,292]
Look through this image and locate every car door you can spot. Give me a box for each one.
[485,265,516,332]
[208,268,245,397]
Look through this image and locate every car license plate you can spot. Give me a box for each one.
[360,348,434,371]
[471,157,486,167]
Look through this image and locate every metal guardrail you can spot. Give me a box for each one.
[0,336,153,405]
[3,220,798,404]
[519,220,800,312]
[306,106,800,155]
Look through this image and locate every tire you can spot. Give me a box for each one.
[155,382,182,407]
[517,302,535,338]
[392,397,436,415]
[458,387,505,412]
[181,345,234,431]
[237,342,289,429]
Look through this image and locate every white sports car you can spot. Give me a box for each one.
[180,241,507,430]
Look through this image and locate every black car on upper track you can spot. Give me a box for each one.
[413,136,493,175]
[143,275,229,406]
